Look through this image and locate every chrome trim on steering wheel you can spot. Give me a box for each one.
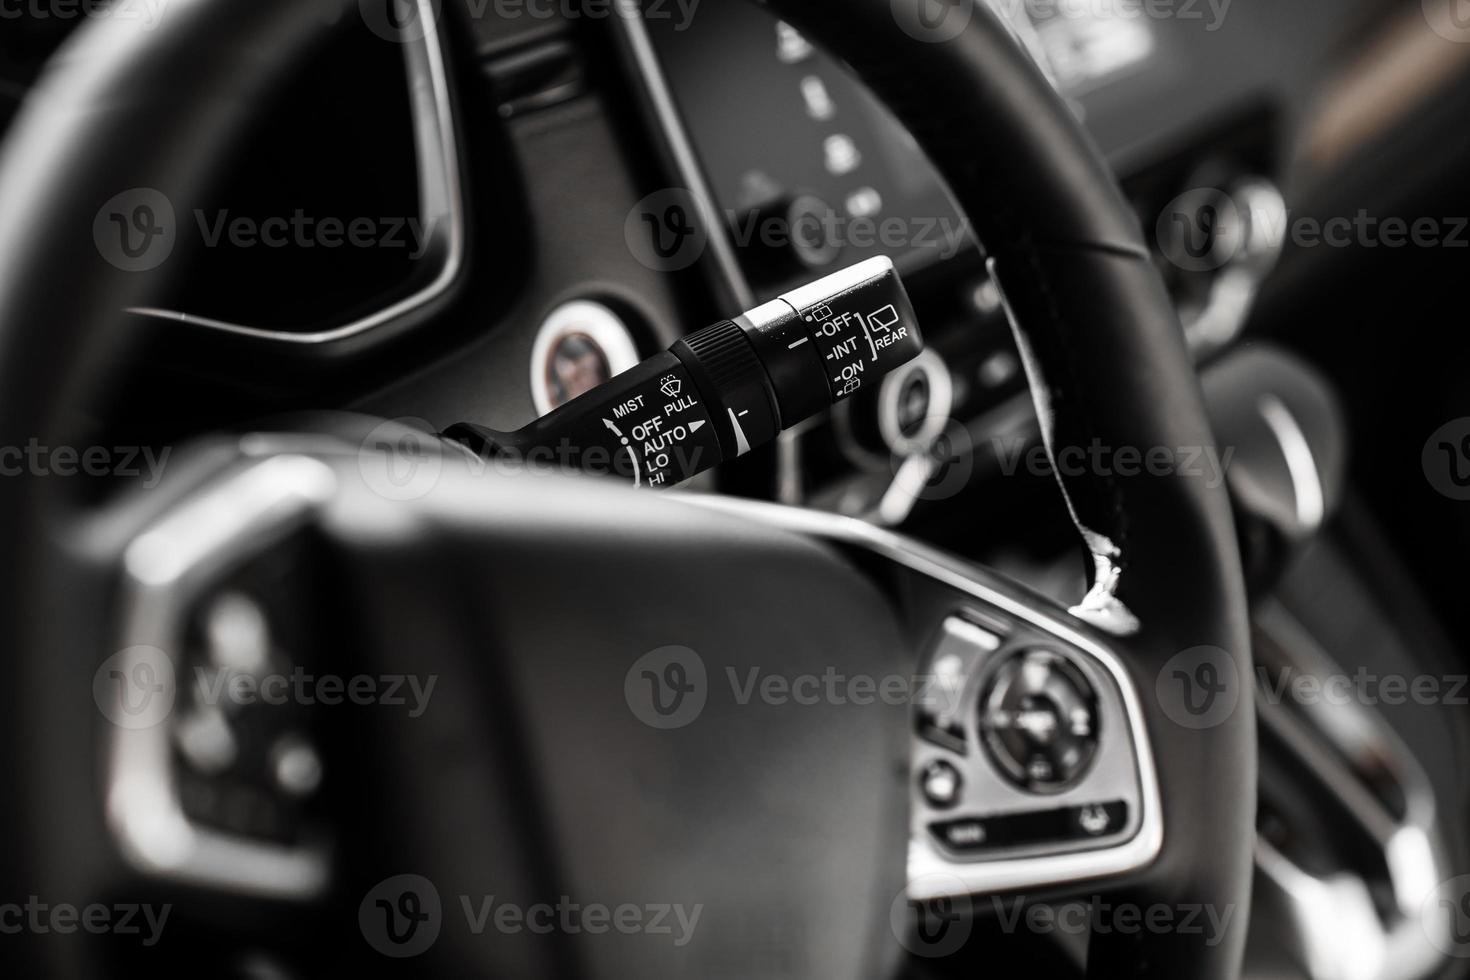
[107,455,337,899]
[683,494,1164,900]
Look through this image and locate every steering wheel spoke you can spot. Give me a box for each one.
[688,494,1164,905]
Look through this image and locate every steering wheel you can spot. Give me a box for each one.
[0,0,1253,977]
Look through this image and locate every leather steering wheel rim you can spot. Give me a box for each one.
[761,1,1256,976]
[0,1,1253,977]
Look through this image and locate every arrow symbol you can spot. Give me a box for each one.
[690,420,706,434]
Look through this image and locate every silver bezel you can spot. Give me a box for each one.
[107,455,338,899]
[128,0,464,345]
[685,496,1164,900]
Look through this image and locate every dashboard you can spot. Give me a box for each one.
[3,0,1391,528]
[0,0,1428,531]
[1,0,1384,516]
[623,0,1297,513]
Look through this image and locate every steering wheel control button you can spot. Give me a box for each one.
[919,760,963,809]
[447,258,922,487]
[979,648,1099,794]
[271,735,324,799]
[1073,801,1126,838]
[914,615,1005,753]
[928,801,1130,856]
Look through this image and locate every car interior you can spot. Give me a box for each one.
[2,0,1470,977]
